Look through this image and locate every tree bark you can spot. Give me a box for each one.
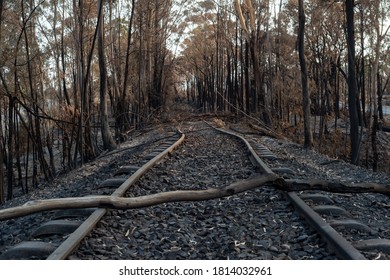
[298,0,313,149]
[0,141,3,204]
[97,0,116,151]
[119,0,135,133]
[345,0,360,164]
[282,179,390,195]
[6,96,14,200]
[0,0,4,203]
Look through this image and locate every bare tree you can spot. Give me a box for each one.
[298,0,313,149]
[369,0,389,171]
[97,0,116,151]
[345,0,360,164]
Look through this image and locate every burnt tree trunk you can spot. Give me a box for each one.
[97,0,116,151]
[0,0,4,203]
[345,0,360,164]
[298,0,313,149]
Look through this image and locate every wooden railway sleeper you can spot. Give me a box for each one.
[97,178,127,189]
[311,205,350,217]
[328,219,376,235]
[31,220,83,238]
[51,208,98,220]
[114,165,140,176]
[299,193,334,204]
[352,239,390,255]
[0,241,57,260]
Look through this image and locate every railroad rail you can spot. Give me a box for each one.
[211,123,390,260]
[210,125,365,259]
[0,131,185,260]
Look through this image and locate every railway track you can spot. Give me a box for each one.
[0,120,389,259]
[214,126,389,260]
[0,129,184,260]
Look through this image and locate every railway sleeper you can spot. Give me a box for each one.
[98,178,127,188]
[257,151,276,157]
[30,220,83,238]
[144,152,162,160]
[114,165,140,176]
[153,148,168,153]
[312,205,350,217]
[0,241,57,260]
[51,208,98,220]
[158,145,173,149]
[252,144,273,152]
[261,155,278,160]
[352,239,390,255]
[328,219,376,235]
[256,148,273,154]
[299,193,334,204]
[253,150,278,160]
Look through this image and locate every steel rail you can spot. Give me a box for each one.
[47,133,185,260]
[287,192,366,260]
[210,124,366,260]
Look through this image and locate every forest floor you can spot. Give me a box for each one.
[282,114,390,175]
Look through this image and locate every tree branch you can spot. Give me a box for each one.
[1,174,389,221]
[0,174,281,221]
[280,179,390,196]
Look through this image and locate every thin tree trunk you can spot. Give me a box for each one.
[298,0,313,149]
[120,0,135,132]
[370,1,381,172]
[21,1,52,181]
[0,123,3,204]
[0,0,4,203]
[98,0,116,151]
[6,97,14,200]
[345,0,360,164]
[61,0,71,106]
[359,6,366,127]
[379,76,389,121]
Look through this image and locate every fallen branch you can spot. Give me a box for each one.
[248,123,284,139]
[1,174,389,221]
[380,125,390,133]
[0,174,282,221]
[280,179,390,196]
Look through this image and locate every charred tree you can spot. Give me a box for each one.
[298,0,313,149]
[345,0,360,164]
[0,0,4,203]
[97,0,116,151]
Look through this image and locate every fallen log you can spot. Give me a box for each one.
[0,174,282,221]
[380,125,390,133]
[248,123,284,139]
[0,174,389,221]
[280,179,390,196]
